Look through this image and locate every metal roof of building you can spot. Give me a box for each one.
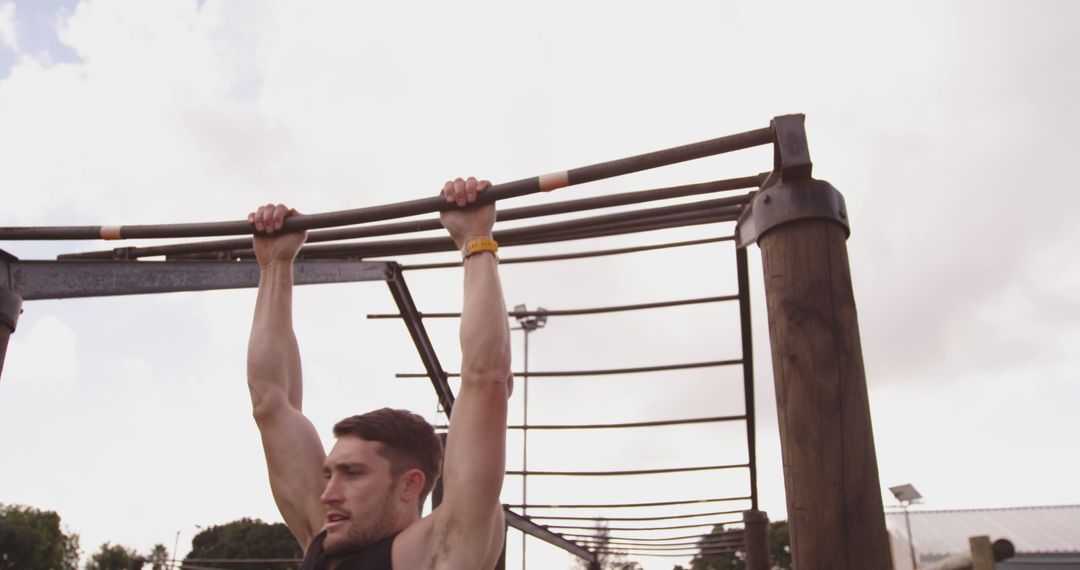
[885,505,1080,557]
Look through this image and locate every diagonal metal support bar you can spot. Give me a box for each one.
[384,264,456,413]
[505,511,597,564]
[383,264,597,564]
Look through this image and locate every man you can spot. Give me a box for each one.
[246,176,511,569]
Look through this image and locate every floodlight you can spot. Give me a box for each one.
[889,484,923,504]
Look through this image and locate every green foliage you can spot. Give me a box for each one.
[183,518,301,570]
[569,521,643,570]
[147,544,168,570]
[85,542,143,570]
[0,503,81,570]
[676,521,790,570]
[767,521,790,569]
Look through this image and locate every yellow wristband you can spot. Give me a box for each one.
[461,237,498,259]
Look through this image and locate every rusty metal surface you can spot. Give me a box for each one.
[5,259,394,300]
[735,178,848,248]
[736,113,848,249]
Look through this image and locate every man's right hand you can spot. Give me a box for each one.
[248,203,307,268]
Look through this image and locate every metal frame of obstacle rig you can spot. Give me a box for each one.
[0,115,892,570]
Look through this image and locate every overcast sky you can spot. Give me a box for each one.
[1,1,1078,569]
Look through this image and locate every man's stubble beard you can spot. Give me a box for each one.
[325,491,397,557]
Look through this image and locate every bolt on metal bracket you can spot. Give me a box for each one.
[735,178,849,248]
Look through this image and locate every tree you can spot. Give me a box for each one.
[147,544,168,570]
[0,503,80,570]
[183,518,301,570]
[570,521,643,570]
[676,521,790,570]
[85,542,143,570]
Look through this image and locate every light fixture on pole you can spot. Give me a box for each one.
[889,483,923,570]
[513,303,547,570]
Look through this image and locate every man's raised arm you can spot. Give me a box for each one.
[433,177,513,568]
[246,204,327,550]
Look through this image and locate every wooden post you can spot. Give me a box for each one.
[739,115,891,570]
[0,287,22,381]
[743,510,770,570]
[969,536,995,570]
[921,537,1014,570]
[758,218,890,569]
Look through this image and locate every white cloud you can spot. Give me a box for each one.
[1,2,1079,569]
[0,2,16,51]
[3,315,78,386]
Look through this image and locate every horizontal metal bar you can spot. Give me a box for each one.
[6,259,394,301]
[398,359,743,379]
[571,537,741,549]
[61,179,757,260]
[196,198,742,261]
[597,548,742,558]
[8,127,771,241]
[583,537,743,550]
[506,496,752,510]
[545,520,736,532]
[504,509,596,563]
[367,294,738,320]
[182,559,301,564]
[444,414,747,431]
[402,235,735,271]
[561,531,734,543]
[523,508,745,523]
[506,463,748,477]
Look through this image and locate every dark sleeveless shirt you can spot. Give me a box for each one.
[299,530,396,570]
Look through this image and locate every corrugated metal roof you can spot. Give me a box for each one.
[885,505,1080,557]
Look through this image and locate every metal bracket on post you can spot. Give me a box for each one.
[735,114,850,248]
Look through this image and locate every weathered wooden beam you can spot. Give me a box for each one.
[744,115,890,569]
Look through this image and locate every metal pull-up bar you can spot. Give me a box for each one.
[60,176,761,261]
[0,127,772,242]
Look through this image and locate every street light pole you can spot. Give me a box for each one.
[889,483,924,570]
[171,530,180,569]
[513,304,547,570]
[903,503,915,569]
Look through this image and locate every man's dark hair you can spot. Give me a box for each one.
[333,408,443,503]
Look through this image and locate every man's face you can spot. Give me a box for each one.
[320,436,399,555]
